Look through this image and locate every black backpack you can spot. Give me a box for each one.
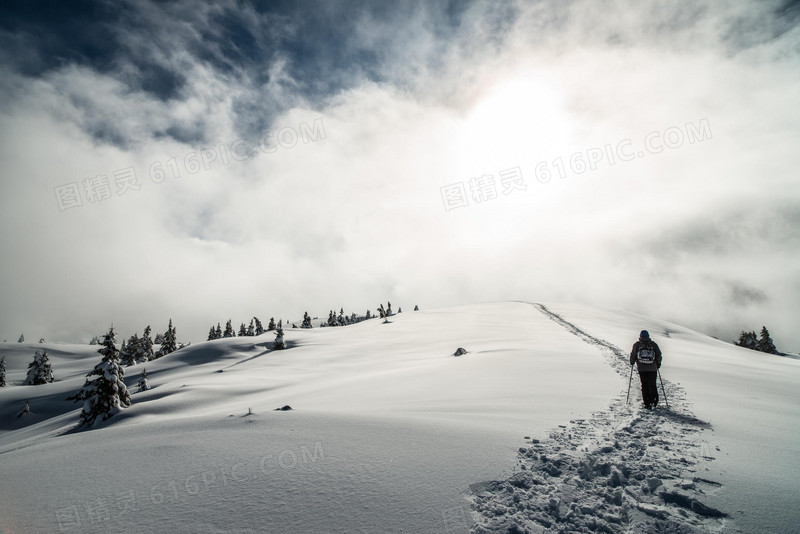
[637,342,656,365]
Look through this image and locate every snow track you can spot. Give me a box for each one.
[470,304,735,534]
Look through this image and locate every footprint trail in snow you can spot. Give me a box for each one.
[469,304,735,534]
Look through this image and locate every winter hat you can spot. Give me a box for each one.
[639,330,650,339]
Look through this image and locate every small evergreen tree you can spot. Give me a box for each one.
[136,326,154,363]
[255,317,265,335]
[398,307,402,313]
[155,319,178,358]
[239,323,247,337]
[758,326,777,354]
[137,368,150,391]
[120,334,141,366]
[18,333,24,343]
[119,339,130,366]
[735,331,758,350]
[273,327,286,350]
[25,349,54,385]
[247,319,255,336]
[207,326,217,341]
[0,356,6,387]
[89,335,101,345]
[366,309,372,320]
[414,305,419,311]
[378,304,386,319]
[301,312,312,329]
[386,302,393,316]
[268,318,276,331]
[215,323,223,339]
[68,327,131,428]
[224,319,235,338]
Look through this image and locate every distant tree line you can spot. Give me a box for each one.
[204,302,419,337]
[206,317,270,340]
[735,326,778,354]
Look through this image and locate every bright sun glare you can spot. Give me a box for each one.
[461,76,571,171]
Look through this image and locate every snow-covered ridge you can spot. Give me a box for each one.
[0,302,797,533]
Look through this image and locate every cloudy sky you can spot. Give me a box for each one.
[1,0,798,351]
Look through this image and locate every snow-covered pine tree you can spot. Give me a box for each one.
[215,323,223,339]
[0,356,6,387]
[208,326,217,341]
[301,312,312,329]
[366,309,372,320]
[119,339,130,366]
[278,319,283,331]
[224,319,235,338]
[25,349,54,385]
[758,326,777,354]
[255,317,265,335]
[18,334,24,343]
[386,302,393,316]
[398,307,402,313]
[268,318,276,331]
[135,326,154,363]
[89,335,101,345]
[734,331,745,347]
[414,305,419,311]
[736,331,759,350]
[155,319,178,358]
[138,368,150,391]
[247,319,255,336]
[120,334,141,366]
[239,323,247,337]
[378,304,386,319]
[67,327,131,428]
[273,327,286,350]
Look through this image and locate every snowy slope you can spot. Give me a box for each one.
[533,303,800,534]
[0,302,797,534]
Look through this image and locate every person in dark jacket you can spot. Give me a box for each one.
[630,330,663,409]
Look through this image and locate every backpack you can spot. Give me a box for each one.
[637,342,656,365]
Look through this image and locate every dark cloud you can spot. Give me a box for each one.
[640,203,800,259]
[726,282,768,306]
[0,0,120,76]
[0,0,520,145]
[722,0,800,52]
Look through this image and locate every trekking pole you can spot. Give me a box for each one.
[658,368,669,408]
[626,364,634,404]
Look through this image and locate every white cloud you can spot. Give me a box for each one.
[0,0,798,351]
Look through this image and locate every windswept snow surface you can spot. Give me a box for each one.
[0,302,797,533]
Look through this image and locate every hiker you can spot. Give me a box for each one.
[630,330,662,409]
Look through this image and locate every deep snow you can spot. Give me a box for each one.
[0,302,797,533]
